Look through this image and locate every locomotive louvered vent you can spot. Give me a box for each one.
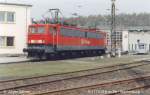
[60,28,102,38]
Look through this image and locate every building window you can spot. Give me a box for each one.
[0,36,14,47]
[0,11,5,22]
[0,11,15,23]
[7,12,15,22]
[0,37,5,46]
[7,37,14,46]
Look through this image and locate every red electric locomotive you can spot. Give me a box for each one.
[23,9,106,59]
[23,24,106,59]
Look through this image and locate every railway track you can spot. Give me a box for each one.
[0,60,150,95]
[34,75,150,95]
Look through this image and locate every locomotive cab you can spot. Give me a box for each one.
[23,24,58,59]
[28,25,46,44]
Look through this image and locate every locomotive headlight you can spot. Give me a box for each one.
[38,40,42,43]
[31,40,35,43]
[31,40,44,43]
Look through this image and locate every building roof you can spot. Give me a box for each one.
[0,2,32,7]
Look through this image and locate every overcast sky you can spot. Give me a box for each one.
[1,0,150,19]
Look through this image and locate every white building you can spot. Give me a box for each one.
[0,3,32,55]
[106,29,150,53]
[128,30,150,53]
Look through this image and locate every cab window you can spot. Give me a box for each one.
[30,27,36,33]
[38,27,45,33]
[29,26,45,34]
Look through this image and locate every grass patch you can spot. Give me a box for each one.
[0,55,149,78]
[0,61,103,77]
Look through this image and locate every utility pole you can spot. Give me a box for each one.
[111,0,116,56]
